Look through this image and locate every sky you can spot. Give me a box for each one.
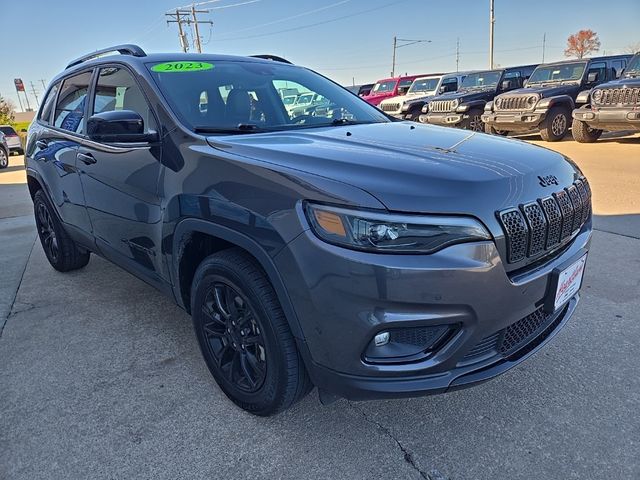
[2,0,639,112]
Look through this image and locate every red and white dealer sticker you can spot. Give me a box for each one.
[553,254,587,311]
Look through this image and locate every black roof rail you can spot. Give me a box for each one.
[66,44,147,70]
[250,54,292,64]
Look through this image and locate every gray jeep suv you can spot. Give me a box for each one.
[26,45,592,415]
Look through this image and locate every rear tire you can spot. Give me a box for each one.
[191,248,312,416]
[461,108,485,132]
[33,190,90,272]
[540,106,570,142]
[0,148,8,169]
[571,118,602,143]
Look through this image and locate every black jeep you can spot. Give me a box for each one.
[420,65,537,131]
[482,55,632,141]
[572,52,640,142]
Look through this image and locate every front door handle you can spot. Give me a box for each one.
[36,139,49,149]
[77,152,97,165]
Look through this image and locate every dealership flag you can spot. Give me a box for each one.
[14,79,25,92]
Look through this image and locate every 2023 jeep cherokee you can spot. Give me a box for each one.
[26,45,592,415]
[483,55,632,141]
[572,52,640,142]
[421,65,538,131]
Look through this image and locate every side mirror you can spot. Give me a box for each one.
[501,79,515,91]
[587,71,599,83]
[397,87,410,95]
[87,110,157,143]
[522,79,528,87]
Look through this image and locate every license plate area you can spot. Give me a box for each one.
[544,252,588,313]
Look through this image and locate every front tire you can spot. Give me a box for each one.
[571,118,602,143]
[484,124,509,136]
[33,190,90,272]
[461,108,485,132]
[191,249,312,416]
[540,106,570,141]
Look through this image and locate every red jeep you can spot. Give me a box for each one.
[362,74,428,107]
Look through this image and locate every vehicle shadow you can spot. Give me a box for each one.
[514,130,640,143]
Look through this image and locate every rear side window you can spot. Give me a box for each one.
[54,71,93,134]
[38,82,60,125]
[92,67,156,132]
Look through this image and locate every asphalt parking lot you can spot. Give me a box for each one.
[1,133,639,480]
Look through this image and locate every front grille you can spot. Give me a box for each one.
[497,177,591,264]
[429,100,456,113]
[595,87,640,106]
[462,331,501,362]
[381,102,401,112]
[495,95,530,111]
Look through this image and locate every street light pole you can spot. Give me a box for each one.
[391,36,432,77]
[489,0,495,69]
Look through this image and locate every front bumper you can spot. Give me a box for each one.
[481,111,547,132]
[572,107,640,132]
[423,112,464,127]
[275,221,592,400]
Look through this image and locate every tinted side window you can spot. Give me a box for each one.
[92,67,156,132]
[612,60,626,78]
[38,82,60,125]
[54,71,92,134]
[441,78,458,92]
[587,62,607,83]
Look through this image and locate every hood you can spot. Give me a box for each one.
[434,89,496,103]
[502,84,581,98]
[206,122,579,225]
[362,92,396,105]
[597,76,640,88]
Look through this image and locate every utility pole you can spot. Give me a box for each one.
[29,81,40,107]
[391,36,397,77]
[40,79,47,90]
[166,5,213,54]
[542,33,546,63]
[456,37,460,72]
[166,9,190,52]
[489,0,495,69]
[391,36,432,77]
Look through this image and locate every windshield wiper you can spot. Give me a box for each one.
[194,123,264,134]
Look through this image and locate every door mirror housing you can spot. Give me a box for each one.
[587,71,599,83]
[87,110,157,143]
[397,86,410,96]
[501,79,519,91]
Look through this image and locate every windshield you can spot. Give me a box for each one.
[147,60,389,133]
[372,80,397,93]
[460,71,502,90]
[625,54,640,74]
[528,62,586,83]
[409,78,440,93]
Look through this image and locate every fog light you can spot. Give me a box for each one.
[374,331,390,346]
[364,325,454,364]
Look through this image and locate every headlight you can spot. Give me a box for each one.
[592,89,603,103]
[526,95,540,107]
[421,104,429,113]
[494,97,503,108]
[451,99,460,109]
[401,104,410,112]
[305,203,491,254]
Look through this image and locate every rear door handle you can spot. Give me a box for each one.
[36,139,49,149]
[77,152,97,165]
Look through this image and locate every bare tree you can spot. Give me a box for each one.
[624,41,640,54]
[564,30,601,59]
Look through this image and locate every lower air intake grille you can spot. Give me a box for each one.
[500,307,549,354]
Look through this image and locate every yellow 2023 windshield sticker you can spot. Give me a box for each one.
[151,62,214,73]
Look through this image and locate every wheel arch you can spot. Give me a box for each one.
[541,95,575,112]
[172,218,305,340]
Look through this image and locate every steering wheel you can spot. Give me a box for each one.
[289,114,315,125]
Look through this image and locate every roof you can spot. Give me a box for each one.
[538,54,632,67]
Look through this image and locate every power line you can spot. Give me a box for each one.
[211,0,411,42]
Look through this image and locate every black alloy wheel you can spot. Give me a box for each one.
[191,249,312,415]
[200,280,267,393]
